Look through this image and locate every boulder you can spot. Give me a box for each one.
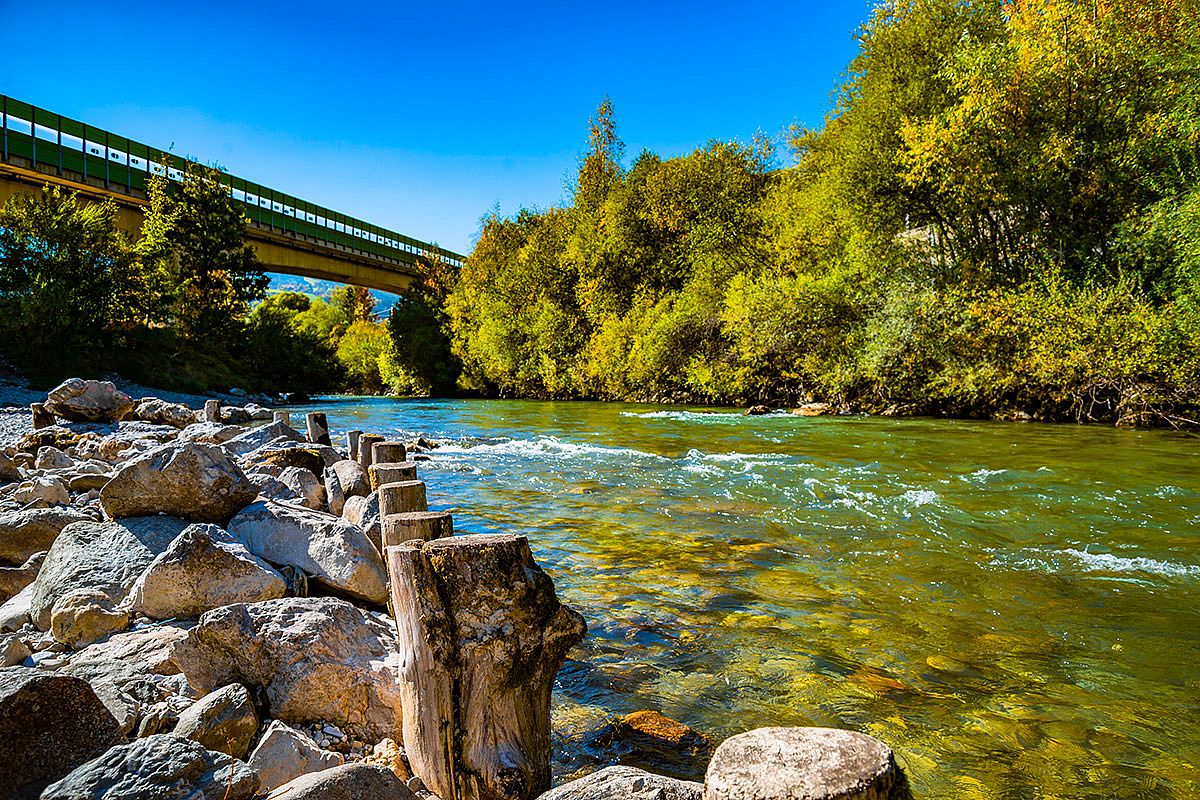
[4,475,69,506]
[34,445,74,470]
[0,632,31,666]
[128,524,287,619]
[0,582,34,631]
[179,421,244,445]
[593,710,714,781]
[28,516,189,630]
[134,397,197,429]
[0,550,44,602]
[745,405,773,416]
[266,763,415,800]
[227,501,387,604]
[248,719,345,790]
[44,378,134,423]
[0,506,91,565]
[41,734,259,800]
[100,442,259,523]
[224,421,305,457]
[243,443,341,477]
[0,451,20,482]
[278,466,326,510]
[173,683,260,759]
[173,597,402,740]
[539,766,703,800]
[342,491,382,551]
[794,403,835,417]
[0,666,125,799]
[50,588,130,647]
[329,459,370,499]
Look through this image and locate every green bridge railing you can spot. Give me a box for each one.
[0,95,464,268]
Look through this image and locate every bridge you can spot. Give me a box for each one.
[0,95,464,295]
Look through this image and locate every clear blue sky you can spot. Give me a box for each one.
[1,1,872,255]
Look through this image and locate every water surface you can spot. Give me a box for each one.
[296,397,1200,799]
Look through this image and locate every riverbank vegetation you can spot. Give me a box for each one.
[436,0,1200,426]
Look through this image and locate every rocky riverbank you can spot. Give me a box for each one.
[0,378,908,800]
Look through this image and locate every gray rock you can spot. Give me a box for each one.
[278,466,326,510]
[241,442,342,477]
[247,719,344,791]
[101,442,259,523]
[0,632,31,666]
[44,378,134,423]
[0,451,21,482]
[702,727,906,800]
[0,507,91,566]
[173,683,259,759]
[224,421,305,457]
[28,516,189,629]
[330,459,370,500]
[540,766,703,800]
[34,446,74,470]
[267,762,416,799]
[227,501,386,604]
[0,666,125,799]
[3,475,69,506]
[323,465,346,516]
[0,550,44,602]
[134,397,197,429]
[0,582,34,631]
[179,421,244,445]
[41,734,259,800]
[172,597,402,740]
[342,491,382,551]
[128,524,286,619]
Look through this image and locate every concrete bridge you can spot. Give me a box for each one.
[0,96,464,295]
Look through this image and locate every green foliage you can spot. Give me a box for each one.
[336,320,389,393]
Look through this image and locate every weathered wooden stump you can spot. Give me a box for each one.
[30,403,54,430]
[381,511,452,549]
[387,534,586,800]
[358,433,385,474]
[378,480,427,516]
[305,412,331,446]
[203,399,221,423]
[346,430,363,461]
[373,440,407,465]
[369,461,417,491]
[272,410,291,426]
[703,727,909,800]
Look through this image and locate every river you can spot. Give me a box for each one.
[291,396,1200,799]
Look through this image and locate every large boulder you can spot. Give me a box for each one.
[0,666,125,799]
[247,719,345,790]
[178,421,244,445]
[329,459,370,500]
[539,766,703,800]
[128,524,287,619]
[227,501,387,604]
[173,597,402,740]
[100,442,258,523]
[224,421,305,457]
[44,378,134,423]
[242,443,341,477]
[28,516,189,630]
[0,506,91,565]
[173,683,260,759]
[133,397,197,429]
[248,467,326,511]
[41,734,259,800]
[267,763,415,800]
[342,492,382,551]
[34,445,74,470]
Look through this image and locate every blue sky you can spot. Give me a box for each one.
[1,1,872,255]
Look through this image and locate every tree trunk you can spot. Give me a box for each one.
[379,480,427,516]
[387,534,586,800]
[370,462,417,491]
[373,440,408,465]
[358,433,385,474]
[381,511,452,549]
[305,413,331,446]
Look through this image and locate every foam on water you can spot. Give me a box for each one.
[1060,548,1200,579]
[434,436,667,462]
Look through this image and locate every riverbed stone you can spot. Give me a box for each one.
[128,524,287,620]
[0,666,125,799]
[179,421,245,445]
[44,378,134,423]
[330,459,370,499]
[341,491,381,550]
[172,683,260,759]
[34,445,74,470]
[267,762,414,800]
[4,474,70,506]
[539,766,703,800]
[101,442,259,523]
[173,597,402,740]
[0,506,91,566]
[28,516,190,630]
[703,727,906,800]
[248,719,344,790]
[224,421,306,457]
[0,551,44,602]
[50,588,131,647]
[41,734,259,800]
[227,500,387,604]
[134,397,197,429]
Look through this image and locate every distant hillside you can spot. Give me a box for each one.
[266,273,398,314]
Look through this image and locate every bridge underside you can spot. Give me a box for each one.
[0,162,418,295]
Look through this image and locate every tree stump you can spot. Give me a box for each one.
[703,727,910,800]
[381,511,452,549]
[30,403,54,430]
[379,480,427,516]
[387,534,586,800]
[273,410,291,426]
[203,399,221,423]
[346,430,363,461]
[306,413,331,446]
[373,440,407,465]
[358,433,385,474]
[369,462,417,491]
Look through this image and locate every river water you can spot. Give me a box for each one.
[294,397,1199,799]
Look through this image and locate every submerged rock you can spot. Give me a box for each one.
[538,766,702,800]
[44,378,134,423]
[101,442,258,523]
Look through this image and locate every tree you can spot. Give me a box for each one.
[385,254,461,395]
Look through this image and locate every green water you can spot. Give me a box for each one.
[301,397,1200,798]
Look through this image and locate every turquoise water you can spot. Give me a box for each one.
[295,397,1200,799]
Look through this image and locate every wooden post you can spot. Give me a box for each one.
[373,439,407,465]
[30,403,54,429]
[272,410,291,426]
[378,480,427,517]
[305,412,331,446]
[381,511,452,550]
[369,461,417,491]
[203,399,221,423]
[347,430,363,461]
[387,534,586,800]
[357,433,385,474]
